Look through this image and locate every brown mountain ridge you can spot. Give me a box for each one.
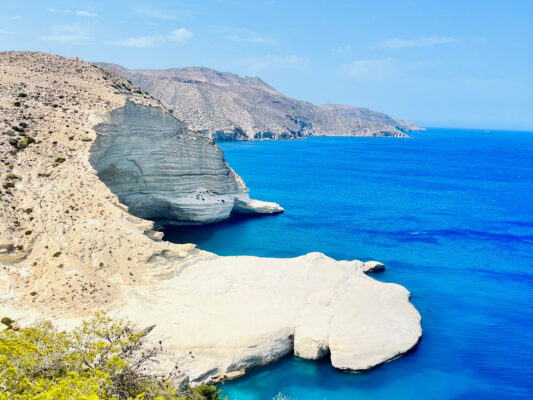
[95,62,421,141]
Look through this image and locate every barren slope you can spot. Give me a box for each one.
[96,63,421,140]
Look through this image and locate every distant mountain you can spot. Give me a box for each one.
[96,62,421,140]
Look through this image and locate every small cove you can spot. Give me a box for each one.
[164,129,533,399]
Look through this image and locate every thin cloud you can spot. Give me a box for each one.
[213,26,274,45]
[226,33,273,44]
[75,11,97,17]
[40,24,91,42]
[331,45,353,54]
[0,29,17,35]
[242,55,309,70]
[48,9,97,17]
[105,35,164,48]
[340,58,396,78]
[106,29,193,48]
[377,36,459,49]
[168,28,193,43]
[135,7,187,21]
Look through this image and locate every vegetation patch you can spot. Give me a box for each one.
[9,137,35,150]
[0,313,224,399]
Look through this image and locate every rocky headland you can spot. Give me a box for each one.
[96,63,421,141]
[0,52,421,386]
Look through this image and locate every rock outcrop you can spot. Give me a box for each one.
[116,253,421,383]
[89,101,282,224]
[0,52,421,385]
[95,63,421,140]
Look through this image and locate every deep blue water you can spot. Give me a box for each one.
[163,129,533,399]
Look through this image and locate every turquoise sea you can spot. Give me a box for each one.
[164,129,533,399]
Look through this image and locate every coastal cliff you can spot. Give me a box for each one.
[0,52,421,385]
[95,63,421,140]
[90,101,281,224]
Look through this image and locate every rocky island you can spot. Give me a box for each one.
[0,52,421,386]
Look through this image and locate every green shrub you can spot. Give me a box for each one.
[13,101,21,107]
[0,313,225,399]
[29,291,37,296]
[81,137,93,142]
[1,317,13,327]
[52,251,62,257]
[54,157,66,163]
[6,173,19,180]
[10,137,35,150]
[18,93,27,98]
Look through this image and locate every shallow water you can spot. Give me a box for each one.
[164,129,533,399]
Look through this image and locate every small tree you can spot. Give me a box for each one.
[0,312,224,399]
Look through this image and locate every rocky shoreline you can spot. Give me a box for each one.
[0,51,422,385]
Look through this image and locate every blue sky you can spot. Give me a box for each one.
[1,1,532,130]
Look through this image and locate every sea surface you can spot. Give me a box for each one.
[163,128,533,400]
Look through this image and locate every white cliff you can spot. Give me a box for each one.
[90,101,282,224]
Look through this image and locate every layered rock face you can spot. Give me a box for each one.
[90,102,281,224]
[0,52,421,385]
[96,63,421,140]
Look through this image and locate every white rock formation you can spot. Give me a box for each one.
[113,252,421,383]
[363,260,386,273]
[90,101,282,224]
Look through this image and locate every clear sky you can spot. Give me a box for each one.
[1,1,532,130]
